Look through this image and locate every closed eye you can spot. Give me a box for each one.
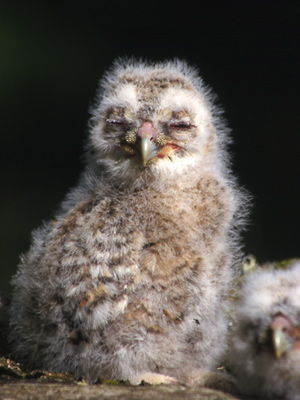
[168,121,194,129]
[106,118,128,126]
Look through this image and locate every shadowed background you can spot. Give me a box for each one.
[1,1,299,292]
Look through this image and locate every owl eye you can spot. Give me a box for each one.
[168,120,193,129]
[106,118,128,126]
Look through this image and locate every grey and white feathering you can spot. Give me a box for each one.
[231,262,300,400]
[9,59,247,387]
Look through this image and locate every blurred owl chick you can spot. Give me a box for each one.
[9,59,246,387]
[231,262,300,400]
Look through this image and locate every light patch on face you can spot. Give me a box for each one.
[290,286,300,310]
[160,87,209,121]
[113,83,138,110]
[252,291,275,312]
[244,283,275,311]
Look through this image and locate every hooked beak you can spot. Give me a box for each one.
[273,327,292,358]
[271,315,295,359]
[137,121,158,166]
[140,136,157,167]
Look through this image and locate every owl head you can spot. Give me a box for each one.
[86,59,229,188]
[234,263,300,365]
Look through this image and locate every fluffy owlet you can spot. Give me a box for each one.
[9,59,246,387]
[231,262,300,399]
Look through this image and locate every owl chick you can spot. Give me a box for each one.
[9,59,246,387]
[231,262,300,400]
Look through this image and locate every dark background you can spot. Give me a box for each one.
[1,1,299,292]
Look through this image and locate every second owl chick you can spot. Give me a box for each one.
[231,262,300,400]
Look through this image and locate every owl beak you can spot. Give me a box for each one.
[272,327,292,358]
[138,121,158,166]
[140,136,157,166]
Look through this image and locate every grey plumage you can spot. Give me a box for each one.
[231,262,300,400]
[9,59,246,387]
